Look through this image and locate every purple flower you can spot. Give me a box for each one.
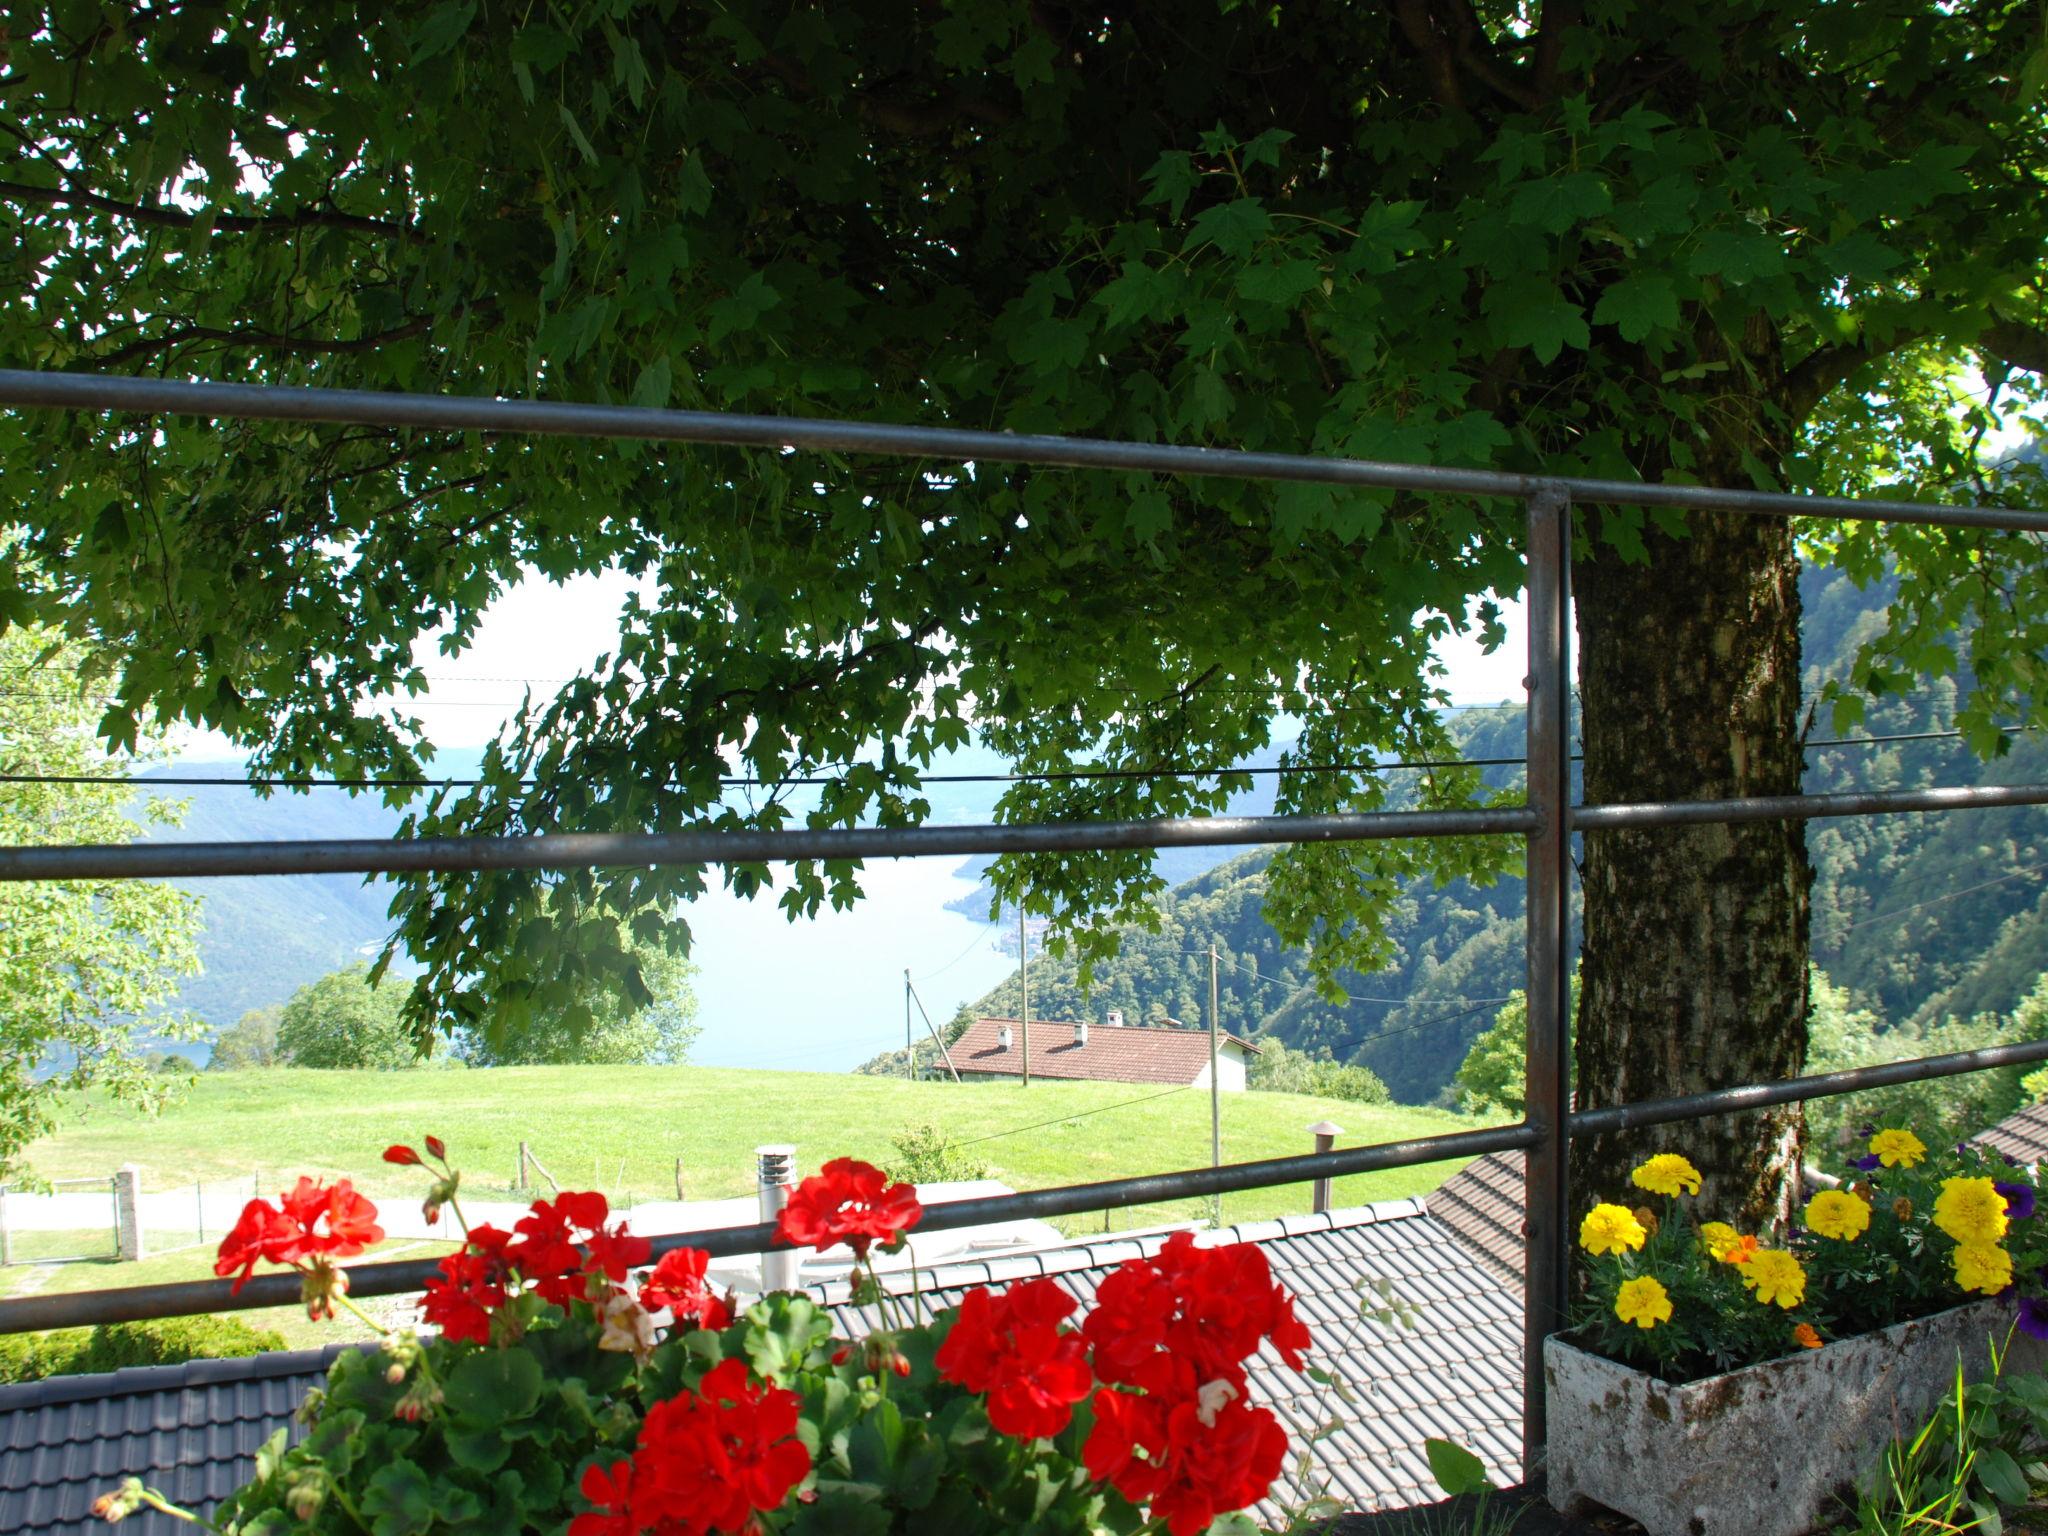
[2017,1294,2048,1343]
[1850,1153,1883,1172]
[1996,1181,2037,1221]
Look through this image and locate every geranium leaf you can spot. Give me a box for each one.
[444,1350,544,1422]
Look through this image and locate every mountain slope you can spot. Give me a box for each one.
[968,562,2048,1102]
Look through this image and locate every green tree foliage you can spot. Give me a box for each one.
[275,965,422,1071]
[1454,968,1580,1114]
[1806,968,2043,1148]
[6,6,2048,1209]
[0,626,202,1182]
[460,942,699,1067]
[1243,1039,1391,1106]
[208,1006,282,1071]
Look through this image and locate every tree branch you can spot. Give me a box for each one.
[0,179,426,244]
[88,314,446,368]
[1532,0,1583,100]
[1980,319,2048,376]
[1391,0,1466,112]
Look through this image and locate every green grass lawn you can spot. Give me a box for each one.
[22,1065,1489,1236]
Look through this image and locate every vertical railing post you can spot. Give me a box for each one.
[1521,485,1573,1482]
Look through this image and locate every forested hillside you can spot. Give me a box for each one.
[969,563,2048,1104]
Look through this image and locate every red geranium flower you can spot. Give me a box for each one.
[212,1178,385,1293]
[935,1278,1094,1441]
[1083,1358,1287,1536]
[213,1200,301,1293]
[626,1359,811,1532]
[382,1144,421,1167]
[567,1460,641,1536]
[773,1158,922,1260]
[421,1223,514,1345]
[640,1248,732,1332]
[585,1224,654,1285]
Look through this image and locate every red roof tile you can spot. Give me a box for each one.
[952,1016,1259,1087]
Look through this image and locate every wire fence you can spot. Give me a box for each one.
[0,367,2043,1482]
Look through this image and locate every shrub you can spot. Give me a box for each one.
[1248,1038,1392,1105]
[883,1123,992,1184]
[0,1315,285,1384]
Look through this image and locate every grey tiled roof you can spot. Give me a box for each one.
[0,1202,1523,1529]
[816,1198,1525,1517]
[1426,1149,1527,1280]
[0,1344,357,1536]
[1976,1100,2048,1167]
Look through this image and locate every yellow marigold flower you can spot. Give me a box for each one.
[1868,1129,1927,1169]
[1614,1276,1673,1330]
[1580,1203,1648,1256]
[1804,1189,1872,1242]
[1792,1322,1823,1350]
[1632,1154,1704,1198]
[1933,1178,2009,1247]
[1741,1250,1806,1309]
[1698,1221,1741,1260]
[1953,1242,2014,1296]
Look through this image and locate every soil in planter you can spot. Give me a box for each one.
[1328,1486,1646,1536]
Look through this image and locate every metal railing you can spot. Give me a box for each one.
[2,367,2046,1483]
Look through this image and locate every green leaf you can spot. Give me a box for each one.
[411,2,477,63]
[1687,229,1786,286]
[1235,259,1324,307]
[443,1349,544,1422]
[1975,1445,2030,1506]
[1183,199,1271,259]
[706,274,782,349]
[447,1424,513,1473]
[362,1462,436,1536]
[557,102,599,166]
[1424,1437,1493,1497]
[1592,275,1681,343]
[1507,172,1612,235]
[1485,279,1589,364]
[630,356,674,410]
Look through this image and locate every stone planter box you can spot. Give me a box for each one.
[1545,1300,2047,1536]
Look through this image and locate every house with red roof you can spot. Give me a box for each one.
[951,1014,1259,1090]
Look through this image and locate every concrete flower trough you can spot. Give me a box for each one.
[1545,1300,2047,1536]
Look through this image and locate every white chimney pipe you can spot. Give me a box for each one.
[757,1145,800,1294]
[998,1024,1013,1051]
[1075,1019,1089,1047]
[1107,1009,1124,1028]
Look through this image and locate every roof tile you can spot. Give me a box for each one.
[952,1016,1259,1087]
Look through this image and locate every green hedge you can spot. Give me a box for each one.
[0,1316,287,1385]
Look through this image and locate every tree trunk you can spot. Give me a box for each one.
[1570,495,1812,1229]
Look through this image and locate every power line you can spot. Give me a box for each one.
[950,1084,1195,1149]
[1192,948,1514,1009]
[1829,858,2048,937]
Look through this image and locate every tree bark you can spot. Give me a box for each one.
[1570,494,1812,1229]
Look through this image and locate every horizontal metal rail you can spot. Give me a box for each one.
[4,369,2045,531]
[0,1120,1541,1332]
[7,778,2045,881]
[4,1036,2040,1336]
[1569,1035,2048,1137]
[1571,781,2048,829]
[0,805,1537,882]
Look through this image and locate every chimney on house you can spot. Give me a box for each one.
[1106,1009,1125,1028]
[997,1024,1013,1051]
[757,1145,800,1293]
[1074,1019,1089,1047]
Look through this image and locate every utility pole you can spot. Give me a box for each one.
[1019,899,1031,1088]
[1209,942,1222,1227]
[904,968,914,1081]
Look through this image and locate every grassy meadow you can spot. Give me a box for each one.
[22,1064,1486,1230]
